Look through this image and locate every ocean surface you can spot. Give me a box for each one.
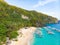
[32,21,60,45]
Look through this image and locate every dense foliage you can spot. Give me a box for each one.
[0,0,58,45]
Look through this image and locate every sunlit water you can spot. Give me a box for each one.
[32,21,60,45]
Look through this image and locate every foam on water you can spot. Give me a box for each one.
[32,22,60,45]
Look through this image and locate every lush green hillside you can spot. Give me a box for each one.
[0,0,58,45]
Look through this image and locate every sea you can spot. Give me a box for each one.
[32,21,60,45]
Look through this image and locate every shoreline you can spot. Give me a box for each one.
[9,27,36,45]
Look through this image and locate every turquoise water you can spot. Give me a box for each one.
[32,22,60,45]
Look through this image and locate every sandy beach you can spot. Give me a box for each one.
[9,27,36,45]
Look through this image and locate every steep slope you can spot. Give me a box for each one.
[0,0,58,45]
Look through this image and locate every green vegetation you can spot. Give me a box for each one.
[0,0,58,45]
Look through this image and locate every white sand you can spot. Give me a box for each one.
[10,27,36,45]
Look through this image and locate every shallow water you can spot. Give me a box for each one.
[32,22,60,45]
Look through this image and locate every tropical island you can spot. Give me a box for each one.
[0,0,58,45]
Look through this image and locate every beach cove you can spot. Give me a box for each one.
[5,21,60,45]
[8,27,36,45]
